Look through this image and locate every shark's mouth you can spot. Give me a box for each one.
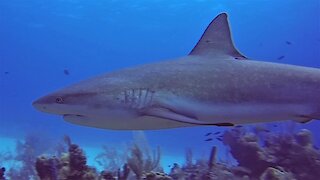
[63,114,90,123]
[63,114,92,126]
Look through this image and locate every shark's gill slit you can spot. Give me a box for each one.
[119,88,155,109]
[143,89,149,107]
[137,88,142,107]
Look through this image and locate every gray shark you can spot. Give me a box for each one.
[32,13,320,130]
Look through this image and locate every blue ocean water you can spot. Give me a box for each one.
[0,0,320,179]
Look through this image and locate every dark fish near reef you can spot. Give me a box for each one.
[214,132,221,135]
[205,132,212,136]
[277,55,285,60]
[33,13,320,130]
[64,69,70,75]
[216,137,223,141]
[205,138,213,141]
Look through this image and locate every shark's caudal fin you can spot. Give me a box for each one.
[189,13,247,59]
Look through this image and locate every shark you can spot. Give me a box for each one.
[32,13,320,130]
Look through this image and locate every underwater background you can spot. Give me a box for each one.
[0,0,319,179]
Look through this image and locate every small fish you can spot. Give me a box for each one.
[205,138,213,141]
[273,124,278,127]
[216,137,223,141]
[277,56,285,60]
[263,129,271,133]
[213,131,221,135]
[285,41,292,45]
[205,132,212,136]
[64,69,70,75]
[235,125,243,128]
[4,71,9,75]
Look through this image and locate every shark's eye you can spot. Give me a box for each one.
[55,97,64,104]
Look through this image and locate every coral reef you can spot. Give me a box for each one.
[169,147,237,180]
[35,136,98,180]
[223,127,320,179]
[6,133,52,180]
[0,151,11,180]
[222,128,272,177]
[142,171,172,180]
[0,167,5,180]
[117,163,130,180]
[32,132,161,180]
[1,125,319,180]
[167,127,319,180]
[260,167,295,180]
[95,145,127,173]
[100,170,115,180]
[126,131,161,179]
[100,165,130,180]
[127,144,161,179]
[35,155,59,180]
[99,163,130,180]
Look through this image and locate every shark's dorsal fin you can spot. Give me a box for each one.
[189,13,247,59]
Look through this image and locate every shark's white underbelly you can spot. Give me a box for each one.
[163,96,314,124]
[194,103,313,123]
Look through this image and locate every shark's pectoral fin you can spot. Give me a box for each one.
[141,107,205,125]
[189,13,247,60]
[141,107,233,126]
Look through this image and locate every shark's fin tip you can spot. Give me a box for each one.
[189,13,247,59]
[213,122,234,127]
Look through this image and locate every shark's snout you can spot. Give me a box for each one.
[32,92,93,116]
[32,97,49,112]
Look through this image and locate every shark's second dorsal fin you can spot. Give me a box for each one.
[189,13,247,59]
